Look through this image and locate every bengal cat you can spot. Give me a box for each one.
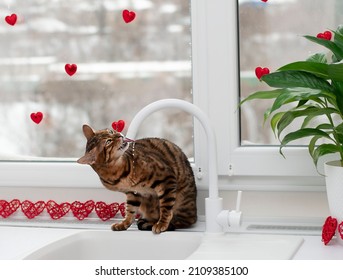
[77,124,197,234]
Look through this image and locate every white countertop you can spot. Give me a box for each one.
[0,225,342,260]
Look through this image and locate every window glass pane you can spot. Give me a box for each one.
[0,0,192,159]
[239,0,342,145]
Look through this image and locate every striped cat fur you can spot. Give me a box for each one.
[77,125,197,234]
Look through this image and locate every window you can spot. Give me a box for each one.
[0,0,330,194]
[0,0,192,160]
[0,0,195,189]
[193,0,330,190]
[230,0,341,189]
[239,0,343,146]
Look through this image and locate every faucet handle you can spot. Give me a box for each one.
[216,191,243,231]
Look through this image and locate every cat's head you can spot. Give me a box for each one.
[77,124,131,166]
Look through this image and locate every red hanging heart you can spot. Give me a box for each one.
[21,200,45,219]
[0,199,20,218]
[71,200,95,220]
[95,202,119,221]
[30,112,43,124]
[111,120,125,132]
[5,14,17,26]
[65,63,77,76]
[255,66,270,80]
[338,221,343,240]
[261,0,268,2]
[322,216,338,245]
[46,200,71,220]
[122,10,136,23]
[316,31,332,41]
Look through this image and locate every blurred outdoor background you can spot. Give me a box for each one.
[3,0,342,159]
[239,0,343,145]
[0,0,192,159]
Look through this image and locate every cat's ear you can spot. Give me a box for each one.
[82,124,95,141]
[77,151,96,165]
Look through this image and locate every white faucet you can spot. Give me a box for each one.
[126,99,241,234]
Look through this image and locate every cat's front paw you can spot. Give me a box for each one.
[111,222,130,231]
[152,222,169,234]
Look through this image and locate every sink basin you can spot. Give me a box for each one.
[22,229,303,260]
[22,230,203,260]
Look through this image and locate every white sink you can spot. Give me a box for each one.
[22,230,303,260]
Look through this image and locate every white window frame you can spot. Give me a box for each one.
[0,0,325,193]
[192,0,324,192]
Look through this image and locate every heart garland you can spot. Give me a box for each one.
[5,14,17,26]
[21,200,45,219]
[95,202,119,221]
[71,200,95,220]
[30,112,43,124]
[338,221,343,240]
[119,203,126,217]
[46,200,71,220]
[0,199,127,220]
[112,120,125,132]
[122,10,136,23]
[0,199,20,218]
[65,63,77,76]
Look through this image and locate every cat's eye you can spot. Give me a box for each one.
[105,139,113,146]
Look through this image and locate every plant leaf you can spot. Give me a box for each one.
[304,35,343,61]
[335,122,343,143]
[279,128,333,157]
[239,89,282,106]
[270,111,285,135]
[261,71,332,92]
[306,53,327,64]
[268,87,335,118]
[277,107,338,139]
[278,61,328,79]
[308,135,322,157]
[333,25,343,50]
[312,144,341,167]
[301,108,339,128]
[327,63,343,82]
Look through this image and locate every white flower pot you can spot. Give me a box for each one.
[324,160,343,245]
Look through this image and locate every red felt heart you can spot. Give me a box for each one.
[71,200,94,220]
[322,216,337,245]
[261,0,268,2]
[0,199,20,218]
[65,63,77,76]
[5,14,17,26]
[255,66,270,80]
[317,31,332,41]
[122,10,136,23]
[95,202,119,221]
[46,200,71,220]
[21,200,45,219]
[111,120,125,132]
[30,112,43,124]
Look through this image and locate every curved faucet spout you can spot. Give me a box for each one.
[126,99,224,233]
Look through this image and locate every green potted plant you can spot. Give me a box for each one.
[240,25,343,245]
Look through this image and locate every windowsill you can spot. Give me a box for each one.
[0,220,341,260]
